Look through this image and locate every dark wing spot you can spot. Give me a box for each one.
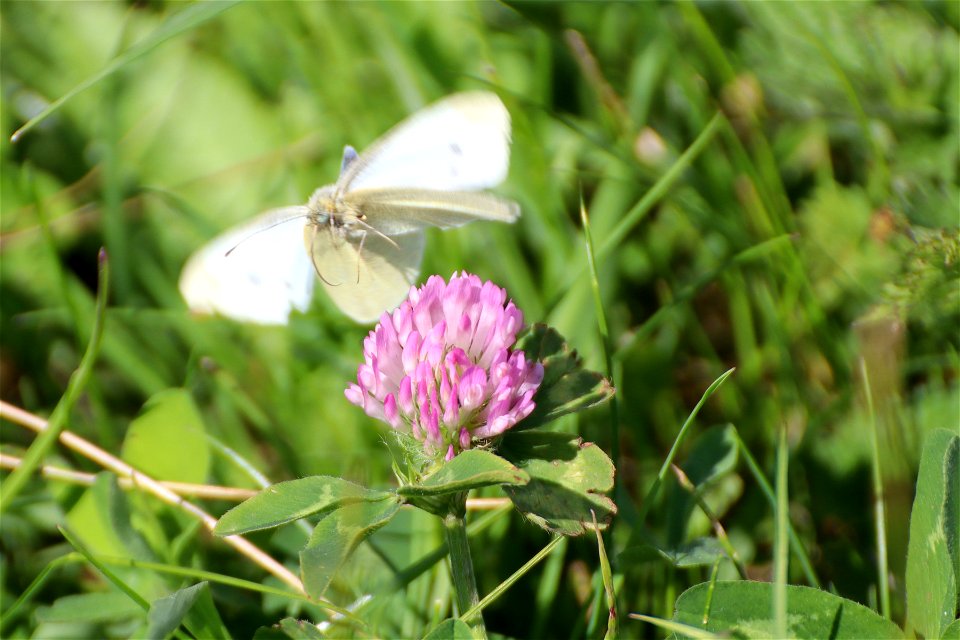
[449,143,463,177]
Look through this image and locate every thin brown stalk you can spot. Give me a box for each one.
[0,400,304,594]
[0,453,258,501]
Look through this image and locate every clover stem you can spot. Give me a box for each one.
[444,493,486,639]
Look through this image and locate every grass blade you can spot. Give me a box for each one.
[0,553,84,633]
[862,359,891,619]
[580,195,621,507]
[636,367,736,525]
[58,526,150,612]
[773,427,789,639]
[627,613,723,639]
[10,1,241,142]
[95,555,352,617]
[551,111,724,304]
[597,112,723,262]
[1,250,109,509]
[732,428,820,588]
[460,535,564,623]
[592,511,618,639]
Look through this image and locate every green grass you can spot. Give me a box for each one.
[1,1,958,638]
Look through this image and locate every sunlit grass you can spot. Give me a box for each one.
[1,1,957,638]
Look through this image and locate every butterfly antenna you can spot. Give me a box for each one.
[347,220,402,285]
[354,232,367,284]
[309,221,398,288]
[307,226,339,286]
[224,210,309,258]
[352,218,400,250]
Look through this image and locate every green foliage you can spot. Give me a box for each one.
[300,498,402,599]
[905,429,960,639]
[2,0,958,637]
[35,591,142,626]
[145,582,230,640]
[883,228,960,333]
[422,618,474,639]
[515,324,616,429]
[500,432,616,535]
[121,389,210,484]
[215,477,392,536]
[629,537,727,569]
[254,617,326,639]
[65,474,154,561]
[397,449,529,516]
[654,425,960,638]
[672,581,904,639]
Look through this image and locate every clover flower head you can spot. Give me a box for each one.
[345,272,544,461]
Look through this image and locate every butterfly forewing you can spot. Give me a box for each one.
[338,92,511,193]
[343,189,520,236]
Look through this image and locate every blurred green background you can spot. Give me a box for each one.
[1,1,957,638]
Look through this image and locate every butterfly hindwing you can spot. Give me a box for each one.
[307,227,425,323]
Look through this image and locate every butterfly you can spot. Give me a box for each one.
[178,91,519,324]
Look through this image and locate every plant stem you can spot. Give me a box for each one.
[0,401,305,594]
[444,496,486,639]
[0,249,109,511]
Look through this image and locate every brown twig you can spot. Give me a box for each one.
[0,400,305,594]
[0,453,258,501]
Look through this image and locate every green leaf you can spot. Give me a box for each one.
[622,537,726,568]
[942,618,960,640]
[99,473,156,561]
[65,473,154,560]
[906,428,959,639]
[253,626,289,640]
[681,424,739,492]
[667,425,740,544]
[516,324,614,429]
[253,618,326,639]
[300,498,402,599]
[673,581,903,639]
[215,476,392,536]
[121,389,210,484]
[35,592,143,624]
[57,525,150,613]
[278,618,326,639]
[660,538,725,568]
[181,582,231,640]
[396,449,529,499]
[146,582,229,640]
[422,618,474,639]
[500,432,617,536]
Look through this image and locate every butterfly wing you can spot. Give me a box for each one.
[307,226,425,323]
[179,207,314,325]
[338,91,512,193]
[342,189,520,236]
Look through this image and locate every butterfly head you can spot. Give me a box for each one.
[305,185,338,225]
[306,184,364,230]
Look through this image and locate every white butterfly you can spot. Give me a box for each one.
[178,91,519,324]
